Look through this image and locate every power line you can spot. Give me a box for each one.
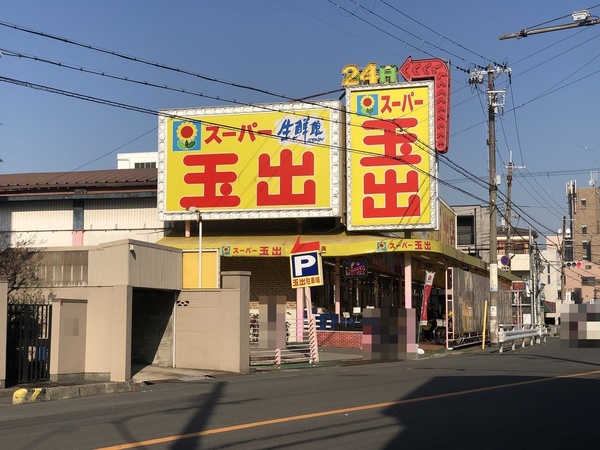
[0,74,492,217]
[378,0,496,65]
[335,0,484,70]
[0,18,576,240]
[0,47,491,196]
[0,20,312,103]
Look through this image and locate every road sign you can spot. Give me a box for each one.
[290,250,323,289]
[512,281,526,292]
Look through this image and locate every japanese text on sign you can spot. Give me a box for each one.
[159,102,342,221]
[347,82,435,230]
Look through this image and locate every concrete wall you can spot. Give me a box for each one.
[88,240,182,290]
[42,240,181,381]
[8,242,251,384]
[49,299,87,382]
[43,285,128,382]
[175,272,250,373]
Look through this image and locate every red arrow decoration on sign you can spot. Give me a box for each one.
[291,236,321,253]
[399,56,450,153]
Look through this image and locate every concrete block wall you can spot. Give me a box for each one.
[175,271,250,373]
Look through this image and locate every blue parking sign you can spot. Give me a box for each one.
[290,251,323,289]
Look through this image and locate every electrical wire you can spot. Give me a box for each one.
[0,47,494,204]
[338,0,486,70]
[0,74,492,220]
[0,12,590,242]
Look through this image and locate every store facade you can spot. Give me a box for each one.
[156,58,491,357]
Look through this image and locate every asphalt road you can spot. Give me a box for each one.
[1,337,599,449]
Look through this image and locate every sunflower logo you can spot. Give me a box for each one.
[176,122,199,150]
[358,94,377,116]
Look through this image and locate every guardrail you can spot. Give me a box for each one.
[498,324,546,353]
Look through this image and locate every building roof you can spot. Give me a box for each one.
[0,168,157,198]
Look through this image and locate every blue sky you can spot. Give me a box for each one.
[1,1,599,242]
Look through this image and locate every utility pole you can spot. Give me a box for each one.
[469,64,511,344]
[505,152,526,274]
[560,216,567,305]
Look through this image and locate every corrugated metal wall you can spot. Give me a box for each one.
[3,200,72,247]
[84,198,165,245]
[0,197,167,248]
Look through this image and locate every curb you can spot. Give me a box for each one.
[12,381,135,405]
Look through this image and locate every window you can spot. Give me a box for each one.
[582,276,596,286]
[583,240,591,261]
[134,162,156,168]
[512,243,526,254]
[457,216,475,245]
[581,198,587,209]
[582,225,588,235]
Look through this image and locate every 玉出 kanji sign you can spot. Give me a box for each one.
[157,102,342,221]
[346,81,437,231]
[342,57,450,154]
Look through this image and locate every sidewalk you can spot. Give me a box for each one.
[0,343,459,406]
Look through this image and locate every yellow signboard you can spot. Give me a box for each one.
[346,82,437,230]
[411,199,456,247]
[157,102,343,221]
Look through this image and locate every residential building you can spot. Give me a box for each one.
[542,236,563,324]
[453,204,544,324]
[562,182,600,304]
[0,168,165,247]
[116,152,158,169]
[453,205,490,262]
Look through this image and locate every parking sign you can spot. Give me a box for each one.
[290,250,323,289]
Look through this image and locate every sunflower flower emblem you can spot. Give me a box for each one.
[359,95,376,115]
[176,122,198,149]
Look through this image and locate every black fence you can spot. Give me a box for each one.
[6,304,52,385]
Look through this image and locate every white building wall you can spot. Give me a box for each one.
[542,238,562,322]
[117,152,158,169]
[0,197,167,248]
[84,198,165,245]
[0,200,73,247]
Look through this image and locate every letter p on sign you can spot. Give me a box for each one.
[290,250,323,288]
[293,253,317,276]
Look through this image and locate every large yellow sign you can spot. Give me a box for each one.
[157,102,342,221]
[346,82,437,230]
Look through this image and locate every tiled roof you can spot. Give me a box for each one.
[0,168,157,197]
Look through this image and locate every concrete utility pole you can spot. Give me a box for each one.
[505,152,526,274]
[499,10,600,40]
[560,216,568,306]
[469,64,511,344]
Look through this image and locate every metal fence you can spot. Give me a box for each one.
[6,304,52,385]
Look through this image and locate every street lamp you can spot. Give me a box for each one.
[187,207,203,288]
